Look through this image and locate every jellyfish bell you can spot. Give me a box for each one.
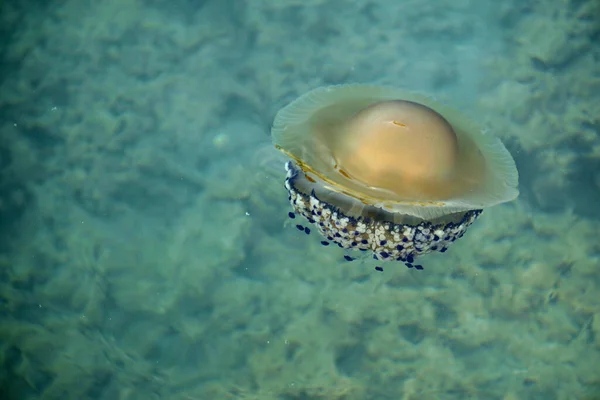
[272,84,519,270]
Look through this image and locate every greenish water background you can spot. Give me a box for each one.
[1,1,599,399]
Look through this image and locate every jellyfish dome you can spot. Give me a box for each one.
[272,85,519,270]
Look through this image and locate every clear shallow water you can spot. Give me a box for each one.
[1,1,599,399]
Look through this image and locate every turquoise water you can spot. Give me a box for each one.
[1,1,599,399]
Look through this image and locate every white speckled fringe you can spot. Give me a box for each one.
[284,161,481,270]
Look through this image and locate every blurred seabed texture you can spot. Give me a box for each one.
[0,0,599,399]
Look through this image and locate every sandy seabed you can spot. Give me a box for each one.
[0,0,599,399]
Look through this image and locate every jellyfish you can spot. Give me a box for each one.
[272,85,519,270]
